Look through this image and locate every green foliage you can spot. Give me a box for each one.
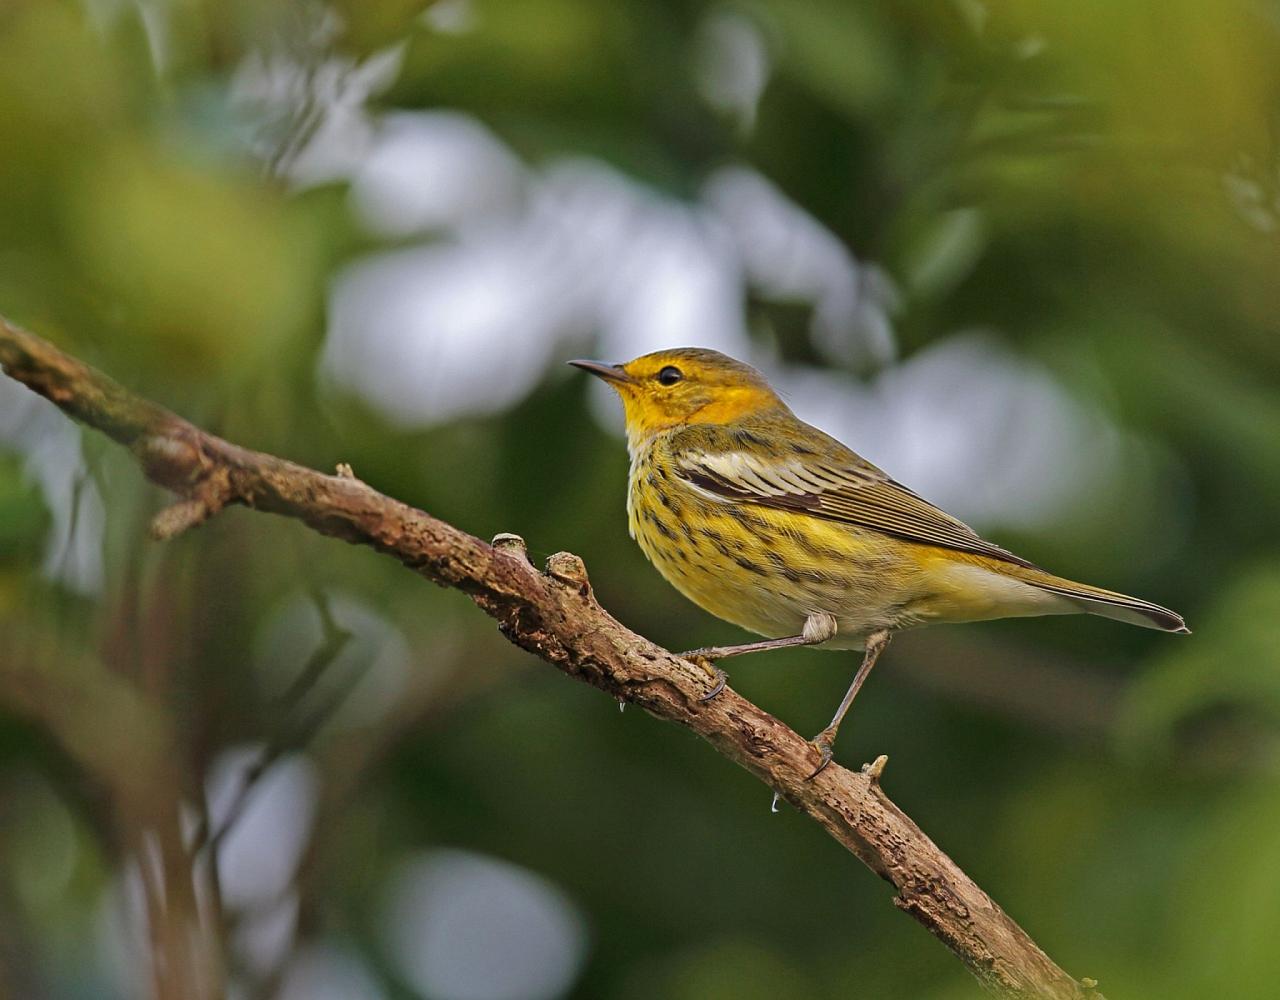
[1,1,1278,998]
[0,456,48,563]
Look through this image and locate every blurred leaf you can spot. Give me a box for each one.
[0,456,49,564]
[1117,564,1280,762]
[620,939,820,1000]
[756,0,895,116]
[66,142,317,378]
[0,3,128,145]
[1166,779,1280,999]
[900,207,987,298]
[334,0,431,53]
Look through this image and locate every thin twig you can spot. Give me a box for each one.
[202,591,354,853]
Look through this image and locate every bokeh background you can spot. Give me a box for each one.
[1,1,1278,998]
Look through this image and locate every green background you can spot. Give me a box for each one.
[1,1,1278,998]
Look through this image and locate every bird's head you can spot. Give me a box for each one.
[569,348,785,446]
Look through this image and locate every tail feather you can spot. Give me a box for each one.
[1017,572,1190,634]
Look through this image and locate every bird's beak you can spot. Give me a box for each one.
[568,359,633,385]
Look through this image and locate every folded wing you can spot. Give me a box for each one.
[671,424,1038,570]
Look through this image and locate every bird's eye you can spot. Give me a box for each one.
[656,366,683,386]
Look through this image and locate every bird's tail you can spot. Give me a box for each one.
[1014,568,1190,633]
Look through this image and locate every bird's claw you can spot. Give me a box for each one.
[699,665,728,702]
[682,653,728,703]
[806,727,837,779]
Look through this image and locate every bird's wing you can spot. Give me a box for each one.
[670,424,1037,569]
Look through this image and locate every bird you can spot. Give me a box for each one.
[570,348,1189,777]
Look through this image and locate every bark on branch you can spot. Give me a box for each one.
[0,316,1102,999]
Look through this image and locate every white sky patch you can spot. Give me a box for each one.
[703,165,894,369]
[421,0,477,35]
[233,891,300,979]
[278,942,386,1000]
[206,750,319,911]
[595,204,749,358]
[381,849,588,1000]
[95,861,150,1000]
[323,240,566,426]
[0,378,104,594]
[695,8,771,131]
[351,112,525,237]
[321,110,881,429]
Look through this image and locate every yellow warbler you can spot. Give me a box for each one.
[571,349,1187,775]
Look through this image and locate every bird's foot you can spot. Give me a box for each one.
[681,653,729,702]
[806,726,838,779]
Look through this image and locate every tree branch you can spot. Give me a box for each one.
[0,316,1101,999]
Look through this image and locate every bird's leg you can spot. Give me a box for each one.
[807,629,891,779]
[681,613,838,704]
[682,612,838,662]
